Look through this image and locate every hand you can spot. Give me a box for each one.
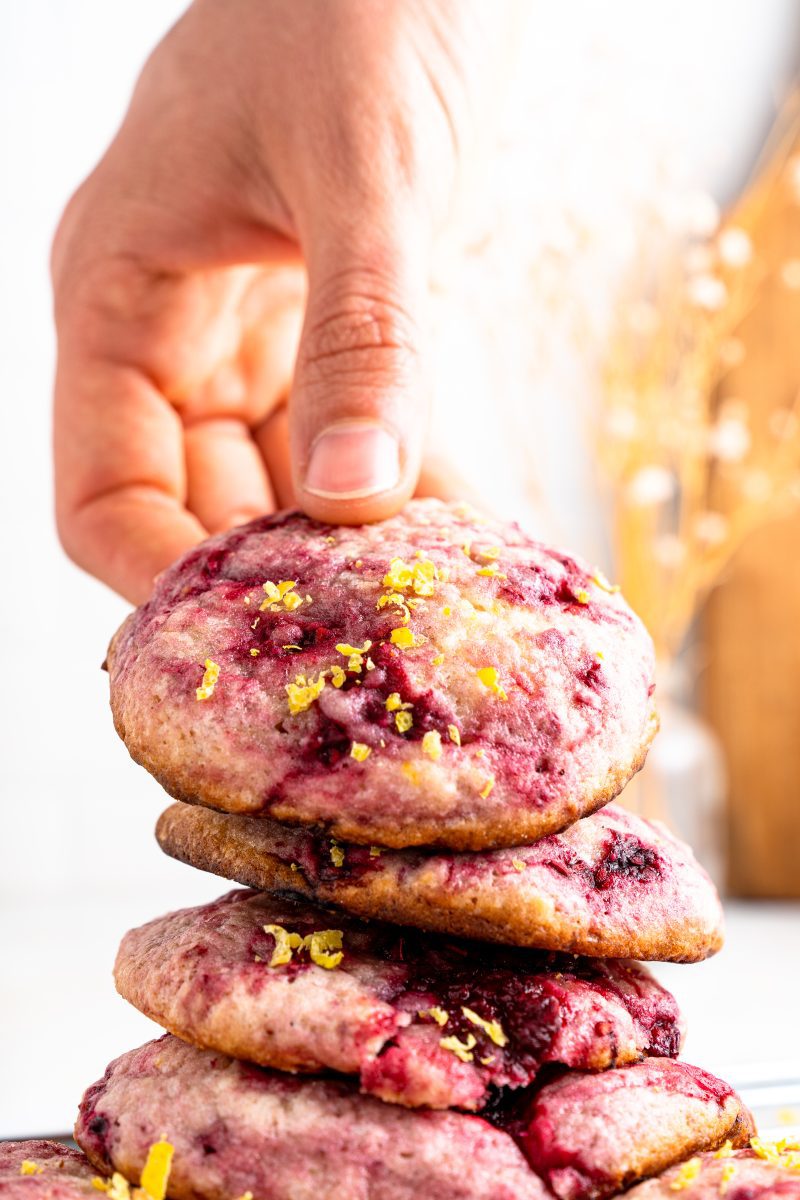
[52,0,500,603]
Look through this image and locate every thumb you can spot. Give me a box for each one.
[290,205,431,524]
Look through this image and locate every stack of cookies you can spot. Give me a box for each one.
[7,501,798,1200]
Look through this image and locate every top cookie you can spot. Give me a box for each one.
[108,500,657,850]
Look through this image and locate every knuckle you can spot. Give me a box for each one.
[300,270,420,389]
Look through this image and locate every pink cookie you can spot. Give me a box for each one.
[156,801,724,962]
[0,1142,101,1200]
[510,1058,754,1199]
[625,1147,800,1197]
[76,1036,547,1200]
[108,501,657,850]
[115,889,682,1111]
[75,1038,752,1200]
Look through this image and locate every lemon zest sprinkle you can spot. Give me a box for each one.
[351,742,371,762]
[139,1139,174,1200]
[304,929,343,969]
[476,666,508,701]
[422,730,443,761]
[479,776,495,799]
[576,589,590,605]
[462,1007,508,1047]
[477,565,507,579]
[432,653,445,665]
[196,659,220,701]
[330,842,345,868]
[286,672,326,715]
[591,569,620,594]
[20,1163,43,1177]
[440,1034,477,1063]
[512,858,525,871]
[391,627,416,649]
[249,648,260,657]
[395,710,413,734]
[369,846,383,858]
[669,1159,701,1191]
[714,1143,734,1160]
[448,724,461,746]
[263,924,304,967]
[383,557,440,598]
[419,1006,449,1026]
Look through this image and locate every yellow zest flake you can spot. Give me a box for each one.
[383,556,440,598]
[479,776,495,799]
[395,710,413,734]
[422,730,443,761]
[325,535,336,545]
[139,1139,174,1200]
[92,1180,109,1192]
[305,929,344,970]
[476,546,501,561]
[477,565,507,579]
[448,725,461,746]
[713,1143,733,1160]
[419,1006,449,1026]
[336,640,373,673]
[750,1137,800,1170]
[283,644,302,651]
[236,1193,254,1200]
[442,605,452,617]
[511,858,525,871]
[385,693,403,711]
[249,648,260,657]
[264,924,303,967]
[20,1163,43,1177]
[432,653,445,666]
[330,841,345,867]
[286,672,326,715]
[369,846,383,857]
[251,617,260,630]
[576,589,589,605]
[595,650,604,660]
[260,579,302,612]
[290,862,299,872]
[330,665,346,688]
[461,1007,508,1047]
[196,659,220,701]
[480,1056,496,1066]
[476,666,508,701]
[461,542,472,557]
[243,595,251,605]
[591,568,620,594]
[390,627,417,649]
[351,742,372,762]
[283,591,303,612]
[669,1159,701,1191]
[102,1174,131,1200]
[440,1034,477,1063]
[377,591,412,624]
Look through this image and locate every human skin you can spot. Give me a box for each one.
[52,0,509,604]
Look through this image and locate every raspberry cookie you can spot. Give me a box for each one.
[625,1146,800,1197]
[0,1142,101,1200]
[114,889,682,1111]
[156,801,724,961]
[108,501,657,850]
[507,1058,754,1199]
[75,1037,752,1200]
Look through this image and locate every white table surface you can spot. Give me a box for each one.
[1,891,798,1138]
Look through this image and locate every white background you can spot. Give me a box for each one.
[1,0,799,1135]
